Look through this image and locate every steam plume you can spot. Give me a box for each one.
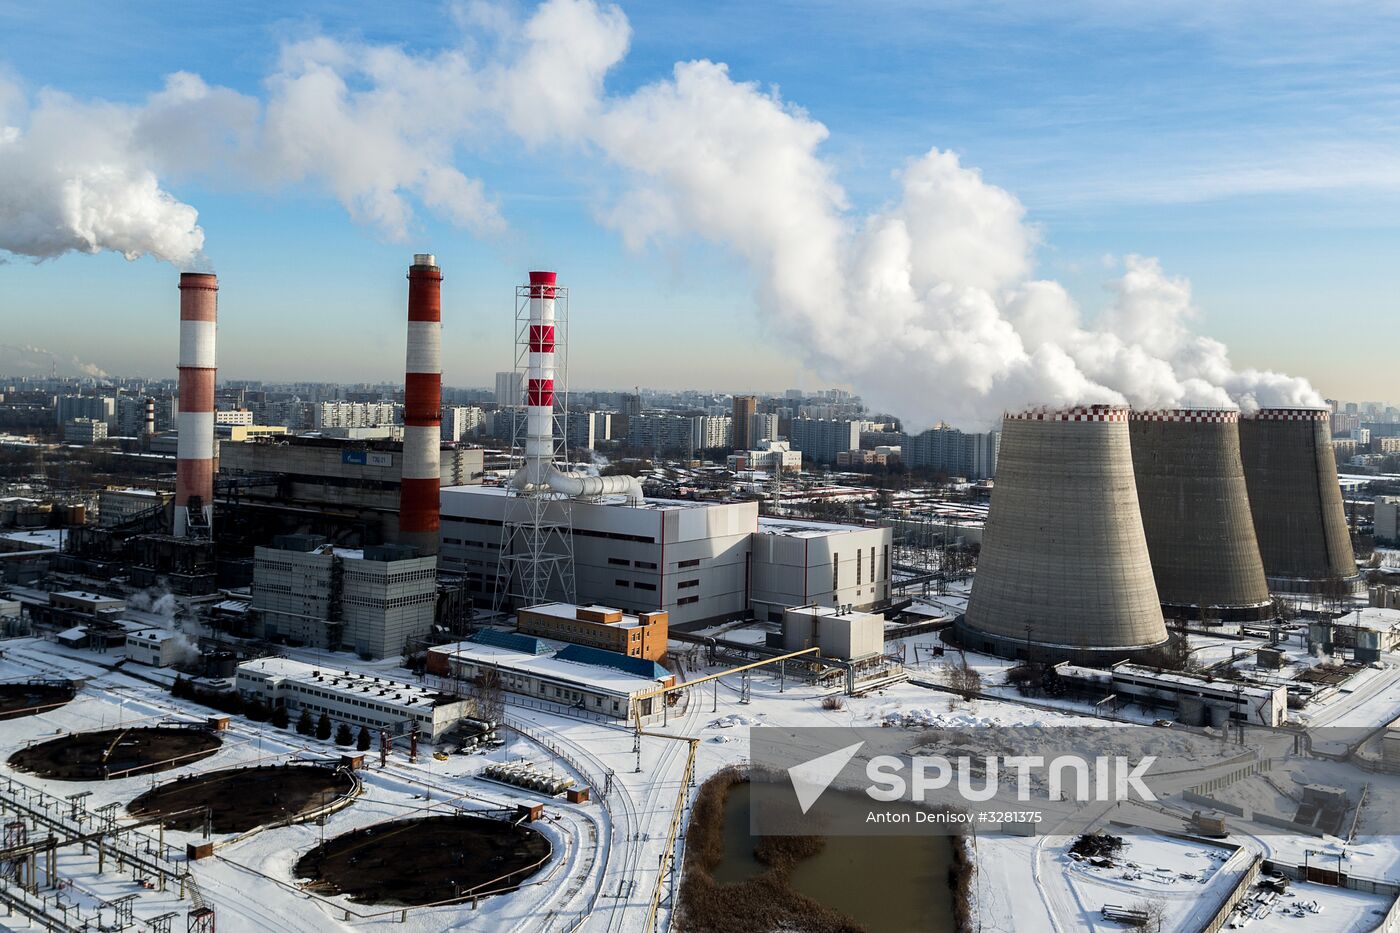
[0,0,1325,428]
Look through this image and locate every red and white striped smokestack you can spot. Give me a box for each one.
[175,273,217,537]
[523,270,558,488]
[143,397,155,437]
[400,253,442,556]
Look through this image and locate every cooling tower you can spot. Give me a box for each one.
[399,254,442,557]
[1129,409,1272,622]
[1238,408,1358,593]
[959,405,1168,662]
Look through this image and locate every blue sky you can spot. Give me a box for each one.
[1,0,1397,406]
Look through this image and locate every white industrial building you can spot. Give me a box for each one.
[781,605,884,660]
[751,517,893,621]
[252,535,437,658]
[426,632,675,723]
[236,657,472,741]
[124,629,185,667]
[1056,662,1288,728]
[439,485,892,627]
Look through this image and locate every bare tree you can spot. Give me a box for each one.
[472,666,506,725]
[1134,896,1168,932]
[945,658,981,702]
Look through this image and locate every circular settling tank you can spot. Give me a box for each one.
[8,726,221,781]
[295,815,551,906]
[128,764,358,833]
[0,682,76,721]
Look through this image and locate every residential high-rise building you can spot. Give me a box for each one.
[791,418,864,465]
[732,395,758,449]
[903,425,1000,480]
[494,371,523,407]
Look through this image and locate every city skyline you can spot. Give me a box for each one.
[3,1,1398,429]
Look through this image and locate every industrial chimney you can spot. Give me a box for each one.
[507,271,642,504]
[960,405,1168,662]
[1238,408,1357,594]
[175,273,217,538]
[399,254,442,557]
[142,397,155,445]
[1129,409,1272,622]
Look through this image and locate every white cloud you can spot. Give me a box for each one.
[0,0,1326,424]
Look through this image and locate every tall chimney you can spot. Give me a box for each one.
[523,271,558,490]
[400,254,442,556]
[175,273,217,538]
[143,397,155,438]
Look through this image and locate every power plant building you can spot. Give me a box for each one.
[252,535,437,659]
[960,406,1168,662]
[439,486,892,627]
[236,657,472,741]
[1238,408,1358,592]
[1129,409,1272,621]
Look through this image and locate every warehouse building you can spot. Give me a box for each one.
[236,657,472,741]
[780,605,884,660]
[124,629,185,667]
[440,486,893,627]
[517,603,669,661]
[750,517,893,621]
[1054,662,1287,728]
[252,535,437,658]
[425,634,675,723]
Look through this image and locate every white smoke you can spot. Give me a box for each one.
[0,0,1325,427]
[0,344,109,378]
[126,583,202,667]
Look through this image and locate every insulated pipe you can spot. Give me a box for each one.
[509,270,643,505]
[175,272,217,537]
[400,253,443,556]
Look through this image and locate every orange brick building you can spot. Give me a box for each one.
[516,603,669,662]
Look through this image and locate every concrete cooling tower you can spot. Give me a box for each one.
[1238,408,1358,594]
[1129,409,1273,622]
[959,405,1168,663]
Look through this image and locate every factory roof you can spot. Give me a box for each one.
[521,602,658,629]
[756,516,880,537]
[441,482,731,511]
[430,640,672,696]
[556,644,670,679]
[237,657,459,709]
[1338,607,1400,632]
[469,628,549,654]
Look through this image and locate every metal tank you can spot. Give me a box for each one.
[1129,409,1272,622]
[1238,408,1358,593]
[959,405,1168,662]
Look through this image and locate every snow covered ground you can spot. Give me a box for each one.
[4,624,1400,932]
